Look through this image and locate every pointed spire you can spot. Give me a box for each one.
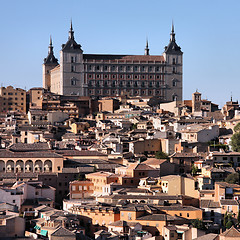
[170,21,176,42]
[44,36,58,64]
[171,20,174,33]
[69,19,74,40]
[145,38,149,55]
[48,35,53,54]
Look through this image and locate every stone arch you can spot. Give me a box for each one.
[16,160,24,173]
[44,160,52,172]
[6,160,14,173]
[0,160,5,172]
[25,160,33,172]
[34,160,43,172]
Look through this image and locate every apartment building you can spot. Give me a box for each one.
[0,86,26,113]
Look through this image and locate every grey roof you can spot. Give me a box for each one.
[164,27,182,55]
[200,200,220,208]
[8,142,50,152]
[55,149,107,157]
[137,214,175,221]
[157,205,201,211]
[61,23,82,52]
[51,226,75,236]
[0,149,63,158]
[193,233,218,240]
[220,199,239,205]
[108,220,140,227]
[104,194,182,201]
[44,38,59,65]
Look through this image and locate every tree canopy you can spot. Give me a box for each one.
[155,151,168,159]
[191,219,205,230]
[225,173,239,184]
[230,132,240,152]
[234,122,240,133]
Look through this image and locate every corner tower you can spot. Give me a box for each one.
[163,23,183,102]
[59,21,85,96]
[42,36,59,91]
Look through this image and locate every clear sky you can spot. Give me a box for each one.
[0,0,239,107]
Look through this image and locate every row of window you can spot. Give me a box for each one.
[71,185,93,191]
[89,80,165,87]
[87,74,163,80]
[2,97,24,101]
[2,92,25,96]
[87,65,165,72]
[3,102,24,105]
[89,89,164,95]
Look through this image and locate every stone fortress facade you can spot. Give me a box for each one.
[43,22,183,102]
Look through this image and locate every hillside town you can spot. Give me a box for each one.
[1,84,240,240]
[1,23,240,240]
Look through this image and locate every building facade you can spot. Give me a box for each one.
[43,22,183,101]
[0,86,26,113]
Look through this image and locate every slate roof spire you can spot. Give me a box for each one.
[69,19,74,40]
[164,22,183,55]
[145,38,149,55]
[44,36,58,64]
[170,21,176,42]
[62,20,83,52]
[48,35,53,54]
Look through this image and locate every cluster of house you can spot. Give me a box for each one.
[1,88,240,239]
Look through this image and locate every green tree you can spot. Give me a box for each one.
[230,132,240,152]
[132,124,137,130]
[226,214,233,229]
[155,151,168,159]
[223,211,228,227]
[225,173,239,184]
[191,219,204,230]
[234,122,240,133]
[191,164,198,176]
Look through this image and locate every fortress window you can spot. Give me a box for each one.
[71,79,77,86]
[173,58,176,64]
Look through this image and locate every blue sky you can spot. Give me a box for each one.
[0,0,240,106]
